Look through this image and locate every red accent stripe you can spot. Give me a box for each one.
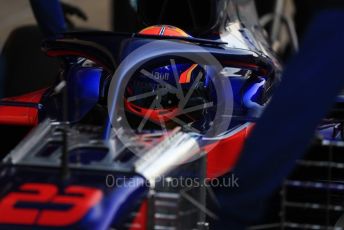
[125,100,179,123]
[222,60,269,75]
[0,106,38,126]
[0,89,46,126]
[205,124,255,178]
[2,88,46,103]
[129,200,148,230]
[179,64,198,84]
[46,50,111,71]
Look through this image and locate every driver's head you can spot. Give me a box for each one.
[136,0,226,36]
[124,26,216,131]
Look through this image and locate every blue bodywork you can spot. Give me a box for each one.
[0,2,282,228]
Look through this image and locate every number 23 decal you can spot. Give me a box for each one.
[0,183,103,226]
